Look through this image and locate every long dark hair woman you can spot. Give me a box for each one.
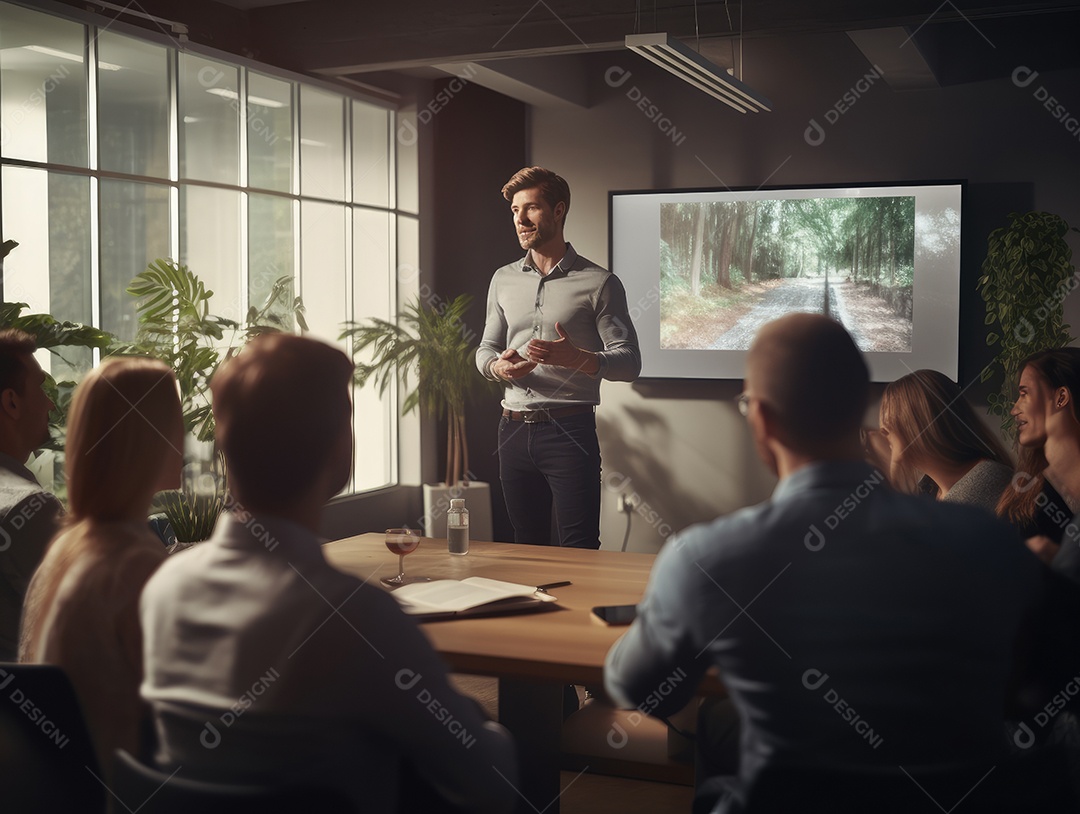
[997,347,1080,564]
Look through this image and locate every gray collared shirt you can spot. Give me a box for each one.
[475,242,640,410]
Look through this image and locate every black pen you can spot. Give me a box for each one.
[536,581,572,591]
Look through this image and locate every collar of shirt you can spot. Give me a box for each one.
[0,450,42,486]
[218,509,326,562]
[771,459,882,504]
[521,242,577,278]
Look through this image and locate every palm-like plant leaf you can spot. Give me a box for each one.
[341,294,495,486]
[115,262,307,443]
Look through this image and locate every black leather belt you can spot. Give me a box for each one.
[502,405,595,423]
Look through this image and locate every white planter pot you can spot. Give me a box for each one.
[422,481,493,543]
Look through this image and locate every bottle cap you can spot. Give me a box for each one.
[450,498,465,509]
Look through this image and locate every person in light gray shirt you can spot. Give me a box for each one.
[476,166,640,549]
[141,334,516,814]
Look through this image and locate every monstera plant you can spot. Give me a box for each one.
[116,258,307,442]
[115,259,306,540]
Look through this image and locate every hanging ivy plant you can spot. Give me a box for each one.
[978,211,1078,433]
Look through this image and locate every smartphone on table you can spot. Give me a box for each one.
[591,604,637,625]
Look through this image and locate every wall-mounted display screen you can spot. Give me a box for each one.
[610,182,963,381]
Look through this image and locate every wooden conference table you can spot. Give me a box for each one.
[322,534,663,814]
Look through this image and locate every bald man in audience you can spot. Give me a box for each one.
[604,314,1046,813]
[140,334,516,813]
[0,329,62,661]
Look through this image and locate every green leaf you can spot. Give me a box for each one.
[343,293,498,485]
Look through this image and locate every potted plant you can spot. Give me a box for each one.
[978,211,1079,433]
[341,294,498,540]
[115,259,306,541]
[1,238,115,498]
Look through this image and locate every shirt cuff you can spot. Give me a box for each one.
[590,352,609,379]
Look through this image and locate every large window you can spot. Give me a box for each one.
[0,2,414,493]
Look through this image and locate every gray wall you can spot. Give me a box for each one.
[540,33,1079,553]
[414,31,1080,552]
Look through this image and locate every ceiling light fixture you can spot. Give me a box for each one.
[23,44,121,71]
[625,33,771,113]
[205,88,285,108]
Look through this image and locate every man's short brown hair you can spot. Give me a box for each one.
[212,334,354,509]
[748,314,869,451]
[0,329,38,395]
[501,167,571,224]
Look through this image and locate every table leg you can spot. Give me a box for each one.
[498,679,564,814]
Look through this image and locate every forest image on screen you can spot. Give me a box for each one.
[660,196,917,352]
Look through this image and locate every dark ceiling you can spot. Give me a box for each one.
[45,0,1080,94]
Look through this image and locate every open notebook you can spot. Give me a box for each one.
[390,577,560,619]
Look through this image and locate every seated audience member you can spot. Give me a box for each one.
[997,348,1080,573]
[605,314,1045,814]
[866,368,1013,511]
[139,334,516,814]
[0,329,63,661]
[19,357,182,772]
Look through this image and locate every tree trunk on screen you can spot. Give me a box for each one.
[718,216,735,289]
[690,204,706,297]
[852,225,860,281]
[745,206,759,283]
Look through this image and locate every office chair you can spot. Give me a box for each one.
[0,662,106,813]
[739,748,1078,814]
[112,748,355,814]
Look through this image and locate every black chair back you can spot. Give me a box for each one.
[741,748,1077,814]
[112,748,355,814]
[0,662,105,813]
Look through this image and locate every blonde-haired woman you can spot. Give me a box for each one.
[19,357,183,774]
[868,369,1013,512]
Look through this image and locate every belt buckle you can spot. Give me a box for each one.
[523,409,548,423]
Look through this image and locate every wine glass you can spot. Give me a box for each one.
[382,528,426,586]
